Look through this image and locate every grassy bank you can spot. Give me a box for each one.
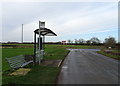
[97,50,120,60]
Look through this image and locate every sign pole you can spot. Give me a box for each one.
[38,21,45,64]
[38,21,41,64]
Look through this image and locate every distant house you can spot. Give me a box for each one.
[61,41,66,45]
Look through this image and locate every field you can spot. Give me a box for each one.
[2,44,119,85]
[2,44,69,85]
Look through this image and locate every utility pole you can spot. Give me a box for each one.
[39,21,41,50]
[22,24,23,43]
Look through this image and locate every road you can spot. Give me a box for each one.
[57,49,118,84]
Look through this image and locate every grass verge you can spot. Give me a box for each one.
[2,65,60,85]
[97,51,120,60]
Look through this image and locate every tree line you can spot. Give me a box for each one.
[67,36,118,48]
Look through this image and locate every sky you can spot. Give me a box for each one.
[1,0,119,43]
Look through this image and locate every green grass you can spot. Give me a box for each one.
[1,43,34,46]
[97,51,120,60]
[44,45,69,60]
[111,50,120,53]
[2,65,59,84]
[2,44,69,85]
[59,44,105,49]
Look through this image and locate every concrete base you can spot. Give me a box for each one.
[9,68,31,76]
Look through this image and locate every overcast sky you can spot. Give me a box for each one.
[1,0,118,42]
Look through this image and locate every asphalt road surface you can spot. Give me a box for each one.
[57,49,118,84]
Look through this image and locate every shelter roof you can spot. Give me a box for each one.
[34,28,57,36]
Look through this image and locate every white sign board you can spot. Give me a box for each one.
[40,22,45,28]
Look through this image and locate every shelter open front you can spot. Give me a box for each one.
[34,27,57,64]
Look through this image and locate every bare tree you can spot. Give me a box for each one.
[78,38,85,44]
[104,37,116,48]
[86,40,91,45]
[74,39,78,44]
[90,37,100,45]
[67,40,71,44]
[70,40,73,44]
[67,40,73,44]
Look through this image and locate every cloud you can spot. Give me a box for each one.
[1,0,119,2]
[45,3,117,35]
[2,2,118,42]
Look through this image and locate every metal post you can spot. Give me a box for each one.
[34,32,36,64]
[38,21,41,64]
[43,35,45,50]
[43,35,45,58]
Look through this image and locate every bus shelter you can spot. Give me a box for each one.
[34,28,57,64]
